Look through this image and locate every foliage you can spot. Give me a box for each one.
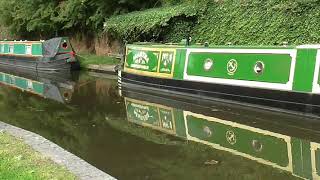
[162,16,197,43]
[0,0,159,38]
[0,25,15,40]
[190,0,320,45]
[2,0,320,46]
[0,132,75,180]
[104,3,202,42]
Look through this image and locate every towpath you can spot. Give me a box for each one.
[0,121,116,180]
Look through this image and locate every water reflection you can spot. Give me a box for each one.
[122,90,320,180]
[0,66,78,103]
[0,67,319,179]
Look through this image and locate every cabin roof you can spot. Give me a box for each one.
[127,43,297,49]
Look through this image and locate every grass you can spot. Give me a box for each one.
[77,54,119,69]
[0,132,76,180]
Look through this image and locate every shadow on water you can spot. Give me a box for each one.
[0,67,320,179]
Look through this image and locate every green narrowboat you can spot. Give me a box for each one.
[123,91,320,180]
[119,43,320,115]
[0,66,76,103]
[0,37,79,71]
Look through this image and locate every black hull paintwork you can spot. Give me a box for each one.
[120,72,320,116]
[0,55,79,72]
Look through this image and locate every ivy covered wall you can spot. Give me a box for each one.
[105,0,320,45]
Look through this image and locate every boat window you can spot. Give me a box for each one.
[26,45,32,55]
[254,61,264,75]
[203,58,214,71]
[8,45,14,54]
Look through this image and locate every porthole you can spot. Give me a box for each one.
[61,41,68,49]
[254,61,264,75]
[203,58,213,71]
[63,91,71,102]
[252,140,263,152]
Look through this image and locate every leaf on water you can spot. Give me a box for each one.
[204,159,219,165]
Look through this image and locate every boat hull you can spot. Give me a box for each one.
[0,37,79,72]
[0,55,79,72]
[120,71,320,116]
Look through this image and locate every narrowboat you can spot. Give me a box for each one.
[118,43,320,115]
[0,66,77,103]
[0,37,79,71]
[122,90,320,180]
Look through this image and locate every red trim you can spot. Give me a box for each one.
[57,51,75,57]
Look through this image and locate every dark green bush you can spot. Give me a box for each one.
[104,3,201,42]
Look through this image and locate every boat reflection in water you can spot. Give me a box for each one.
[0,66,78,103]
[122,89,320,180]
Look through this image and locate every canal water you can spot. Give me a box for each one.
[0,69,320,180]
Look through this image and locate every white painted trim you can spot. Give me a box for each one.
[183,48,297,91]
[118,70,122,83]
[183,110,293,172]
[312,50,320,94]
[297,44,320,49]
[185,48,295,54]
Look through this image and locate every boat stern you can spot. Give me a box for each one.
[41,37,80,71]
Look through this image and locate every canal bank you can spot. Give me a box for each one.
[78,54,120,74]
[0,121,116,180]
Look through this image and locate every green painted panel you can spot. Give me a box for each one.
[126,99,160,125]
[125,98,184,137]
[173,49,186,80]
[159,108,175,130]
[126,49,160,72]
[173,109,187,138]
[186,52,292,83]
[13,44,26,54]
[15,78,27,89]
[32,44,42,56]
[159,51,174,74]
[32,82,44,94]
[316,148,320,176]
[3,44,9,53]
[0,72,44,95]
[293,49,317,92]
[4,74,13,84]
[0,43,42,56]
[291,138,312,179]
[186,115,289,167]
